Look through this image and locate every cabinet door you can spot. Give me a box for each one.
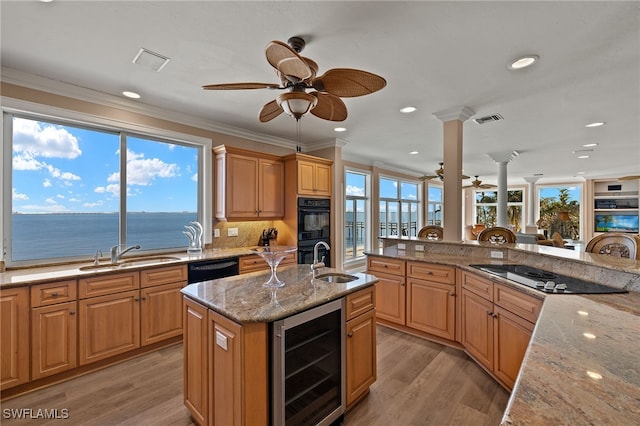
[297,160,317,195]
[209,312,242,426]
[1,287,29,389]
[141,282,184,346]
[78,290,140,365]
[31,301,77,380]
[258,158,284,217]
[406,278,456,340]
[373,271,406,325]
[346,309,376,408]
[184,297,208,426]
[460,289,494,371]
[493,306,534,390]
[227,154,259,218]
[314,162,332,196]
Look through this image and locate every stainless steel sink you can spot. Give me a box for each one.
[315,273,359,283]
[78,256,181,271]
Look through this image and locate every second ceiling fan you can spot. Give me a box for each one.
[420,162,470,181]
[202,36,386,122]
[463,176,497,189]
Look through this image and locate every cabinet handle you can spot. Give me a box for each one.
[425,271,433,275]
[141,297,147,301]
[400,282,405,286]
[51,291,59,297]
[347,332,353,338]
[449,291,455,296]
[69,311,76,315]
[487,310,493,316]
[135,298,140,302]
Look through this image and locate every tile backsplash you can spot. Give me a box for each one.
[209,221,277,249]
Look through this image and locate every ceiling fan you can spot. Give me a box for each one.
[202,36,386,122]
[463,176,497,189]
[420,162,470,181]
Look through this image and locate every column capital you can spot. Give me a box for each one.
[487,150,520,163]
[523,176,540,184]
[432,106,475,122]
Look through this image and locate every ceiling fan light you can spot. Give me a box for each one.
[277,92,317,120]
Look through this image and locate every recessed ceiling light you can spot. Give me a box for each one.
[508,55,539,70]
[572,149,593,154]
[122,91,141,99]
[586,371,603,380]
[409,150,419,155]
[400,106,417,114]
[577,171,586,175]
[577,155,590,159]
[583,143,599,147]
[583,332,596,339]
[585,122,605,128]
[333,127,347,132]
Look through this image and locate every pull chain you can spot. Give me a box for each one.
[296,119,302,152]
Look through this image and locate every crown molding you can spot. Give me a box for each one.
[1,67,298,150]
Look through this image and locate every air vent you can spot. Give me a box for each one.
[132,48,170,72]
[473,114,503,125]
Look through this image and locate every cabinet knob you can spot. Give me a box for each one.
[69,311,76,315]
[487,310,493,316]
[347,332,353,338]
[449,291,455,296]
[51,292,58,297]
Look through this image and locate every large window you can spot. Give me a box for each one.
[474,189,524,232]
[379,177,420,240]
[6,114,204,265]
[426,185,443,225]
[344,171,369,262]
[537,185,582,240]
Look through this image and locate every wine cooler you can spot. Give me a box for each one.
[272,299,345,426]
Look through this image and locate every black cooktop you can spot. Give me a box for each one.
[469,264,627,294]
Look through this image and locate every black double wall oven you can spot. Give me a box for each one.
[297,197,331,267]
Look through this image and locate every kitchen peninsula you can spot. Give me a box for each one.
[181,264,378,426]
[368,237,640,425]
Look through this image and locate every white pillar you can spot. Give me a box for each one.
[433,106,475,241]
[487,151,519,229]
[523,176,540,233]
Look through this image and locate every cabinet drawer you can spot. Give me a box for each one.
[407,262,455,284]
[367,256,405,276]
[31,280,77,307]
[494,284,542,323]
[79,272,139,299]
[346,286,375,321]
[462,271,494,301]
[239,252,296,274]
[141,265,187,288]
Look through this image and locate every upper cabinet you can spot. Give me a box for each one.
[214,146,284,220]
[283,153,333,197]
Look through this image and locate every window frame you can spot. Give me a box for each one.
[2,100,212,267]
[378,175,422,242]
[344,169,370,264]
[473,187,525,232]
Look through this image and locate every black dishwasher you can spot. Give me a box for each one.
[187,257,239,283]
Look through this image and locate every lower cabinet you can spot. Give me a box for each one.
[141,281,184,345]
[460,271,541,390]
[0,287,30,390]
[79,289,141,365]
[31,301,78,380]
[184,296,209,426]
[345,287,376,408]
[366,256,405,325]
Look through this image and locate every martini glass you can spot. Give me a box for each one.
[249,246,297,288]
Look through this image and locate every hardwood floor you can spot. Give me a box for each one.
[1,326,508,425]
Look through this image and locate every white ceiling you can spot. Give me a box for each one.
[1,1,639,185]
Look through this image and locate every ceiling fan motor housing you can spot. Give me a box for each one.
[287,36,306,53]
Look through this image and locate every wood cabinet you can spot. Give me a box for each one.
[406,262,456,340]
[460,270,542,389]
[31,280,78,380]
[238,252,297,274]
[184,296,209,426]
[345,287,376,408]
[1,287,30,390]
[283,153,333,197]
[367,256,406,325]
[214,145,284,220]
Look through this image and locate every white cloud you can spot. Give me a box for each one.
[126,152,179,185]
[17,203,69,213]
[12,188,29,201]
[95,184,120,197]
[83,201,103,208]
[346,185,365,196]
[13,117,82,159]
[43,179,52,188]
[191,173,198,182]
[45,198,57,204]
[56,194,65,199]
[68,198,81,202]
[45,164,80,181]
[13,152,43,171]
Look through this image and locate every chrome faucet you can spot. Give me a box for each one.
[110,244,141,263]
[311,241,330,279]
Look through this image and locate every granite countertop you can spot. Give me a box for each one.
[181,264,378,323]
[0,247,261,289]
[368,245,640,425]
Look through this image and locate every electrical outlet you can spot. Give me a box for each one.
[491,250,504,259]
[415,244,424,251]
[213,229,220,238]
[397,243,406,250]
[228,227,238,237]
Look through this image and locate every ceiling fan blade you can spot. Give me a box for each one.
[258,99,284,122]
[420,175,440,181]
[480,184,497,189]
[461,173,471,180]
[312,68,386,97]
[309,92,348,122]
[265,40,312,81]
[202,82,281,90]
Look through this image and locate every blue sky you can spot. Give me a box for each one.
[11,117,198,213]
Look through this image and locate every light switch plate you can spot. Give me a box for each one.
[213,229,220,238]
[397,243,406,250]
[228,227,238,237]
[415,245,424,251]
[491,250,504,259]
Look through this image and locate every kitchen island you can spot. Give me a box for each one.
[368,237,640,426]
[181,264,378,426]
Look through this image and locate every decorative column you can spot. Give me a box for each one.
[433,106,475,241]
[523,176,540,233]
[487,151,519,228]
